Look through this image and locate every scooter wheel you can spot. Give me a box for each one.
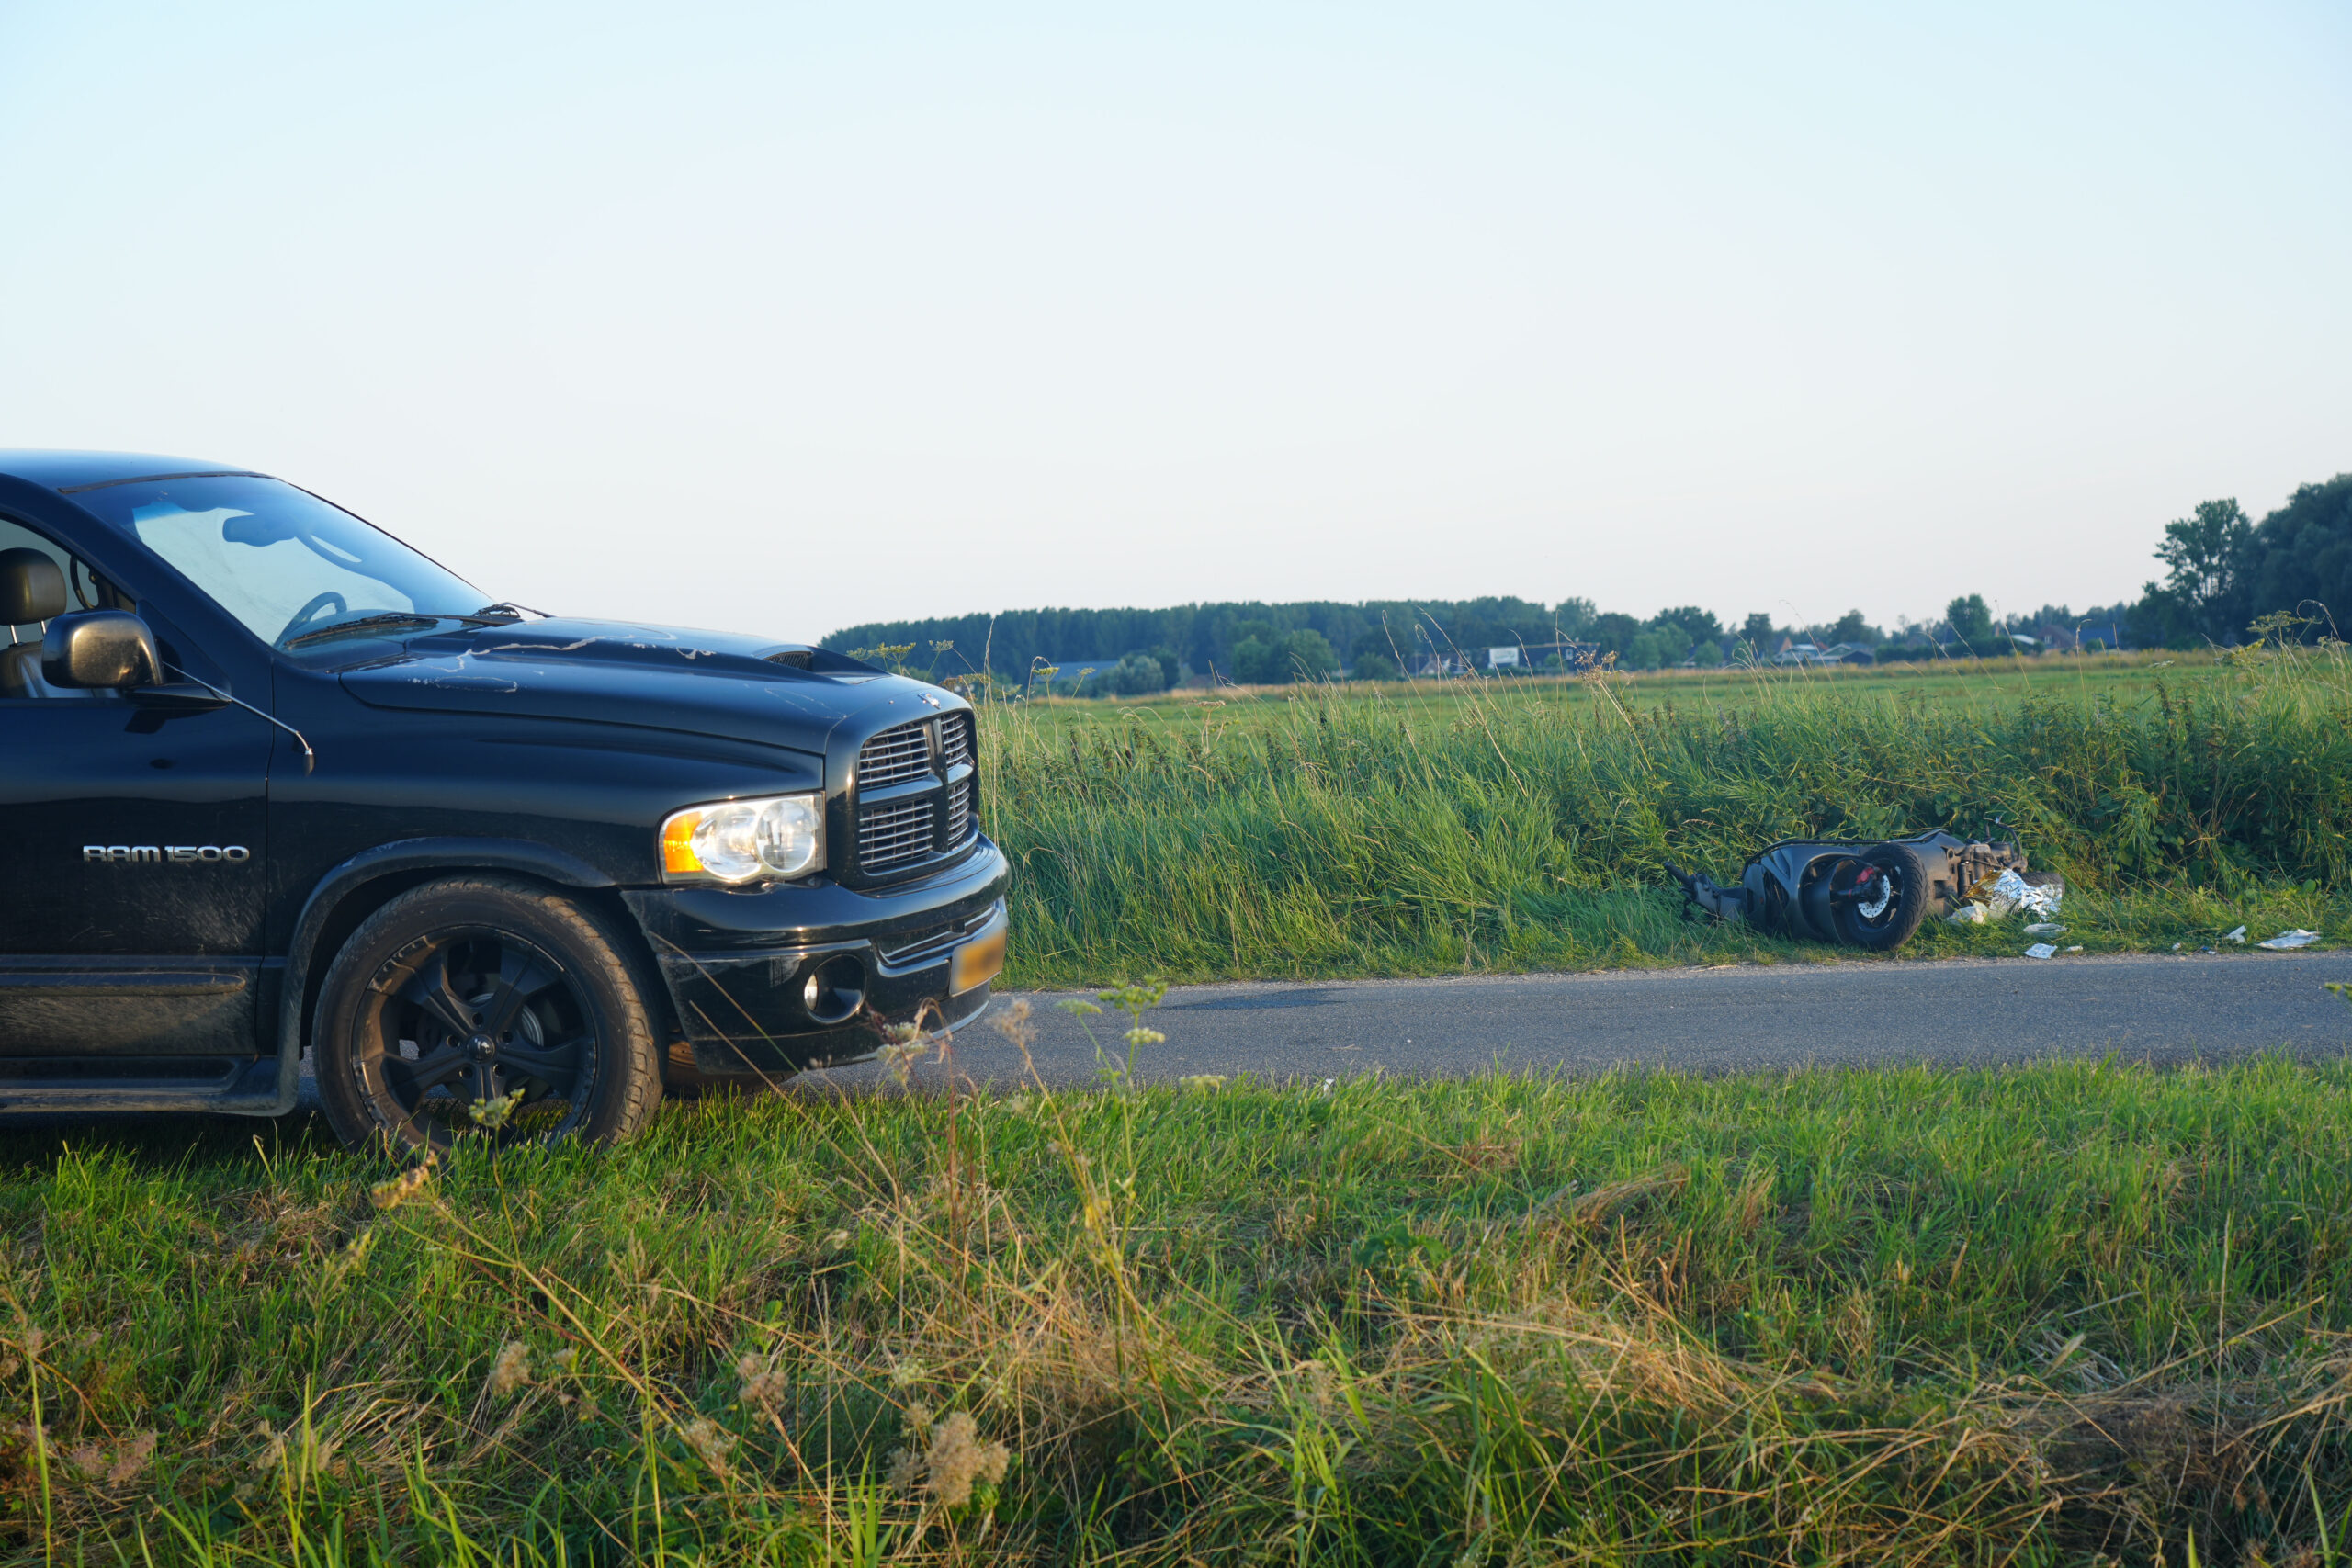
[1831,844,1930,952]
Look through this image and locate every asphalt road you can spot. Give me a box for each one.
[795,949,2352,1095]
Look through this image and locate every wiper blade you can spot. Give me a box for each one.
[283,612,446,649]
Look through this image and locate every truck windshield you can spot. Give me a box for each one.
[73,474,490,649]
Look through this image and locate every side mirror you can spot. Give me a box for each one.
[42,609,163,690]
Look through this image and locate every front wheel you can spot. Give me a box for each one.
[1831,843,1930,952]
[313,876,663,1152]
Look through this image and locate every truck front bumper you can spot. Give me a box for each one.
[620,839,1012,1073]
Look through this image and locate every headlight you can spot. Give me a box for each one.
[659,794,824,884]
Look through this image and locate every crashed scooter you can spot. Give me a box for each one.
[1667,830,2055,952]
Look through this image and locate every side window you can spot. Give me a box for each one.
[0,516,129,702]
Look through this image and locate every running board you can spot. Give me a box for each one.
[0,1055,289,1115]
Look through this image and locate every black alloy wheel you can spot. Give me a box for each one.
[1830,842,1930,952]
[314,877,662,1151]
[375,931,589,1124]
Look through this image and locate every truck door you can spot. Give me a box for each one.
[0,516,275,1057]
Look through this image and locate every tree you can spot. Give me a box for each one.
[1108,651,1167,696]
[1651,606,1723,644]
[1283,629,1338,682]
[2151,499,2256,644]
[1738,613,1774,650]
[1626,632,1667,671]
[1692,640,1724,668]
[1226,619,1280,665]
[1148,645,1182,689]
[1589,612,1641,657]
[2244,474,2352,638]
[1227,637,1280,685]
[1351,650,1401,681]
[1824,610,1879,647]
[1944,594,1995,650]
[1551,597,1598,637]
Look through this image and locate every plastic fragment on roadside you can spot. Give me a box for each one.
[2258,929,2320,951]
[2025,922,2065,935]
[2223,925,2247,943]
[2024,942,2058,959]
[1945,903,1988,925]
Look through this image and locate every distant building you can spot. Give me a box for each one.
[1520,640,1600,671]
[1773,641,1830,666]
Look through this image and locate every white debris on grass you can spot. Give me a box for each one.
[2223,925,2247,943]
[2025,922,2065,935]
[2024,942,2059,959]
[1950,870,2064,926]
[1992,870,2063,919]
[2258,929,2321,951]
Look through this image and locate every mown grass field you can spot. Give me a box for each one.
[978,642,2349,990]
[8,1019,2352,1564]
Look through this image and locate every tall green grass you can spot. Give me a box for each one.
[7,1022,2351,1563]
[983,637,2351,987]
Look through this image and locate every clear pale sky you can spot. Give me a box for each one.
[3,2,2346,641]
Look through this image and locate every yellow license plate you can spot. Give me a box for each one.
[949,924,1006,995]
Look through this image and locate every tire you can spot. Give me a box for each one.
[1831,843,1930,953]
[313,876,663,1152]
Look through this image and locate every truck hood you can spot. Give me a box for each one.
[336,617,949,757]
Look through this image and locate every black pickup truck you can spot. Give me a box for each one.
[0,451,1009,1148]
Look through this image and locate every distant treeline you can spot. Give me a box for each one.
[825,471,2350,684]
[2125,472,2352,648]
[824,597,1611,685]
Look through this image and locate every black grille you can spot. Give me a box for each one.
[850,711,980,878]
[857,720,933,788]
[941,711,974,769]
[857,795,937,871]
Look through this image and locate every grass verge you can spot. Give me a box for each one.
[6,1002,2351,1563]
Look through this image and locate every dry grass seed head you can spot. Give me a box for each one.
[486,1341,531,1400]
[736,1352,790,1410]
[888,1410,1012,1508]
[681,1416,734,1476]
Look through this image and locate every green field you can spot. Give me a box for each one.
[1001,649,2216,742]
[977,643,2348,989]
[11,1030,2351,1564]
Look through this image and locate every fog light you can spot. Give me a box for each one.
[802,955,865,1023]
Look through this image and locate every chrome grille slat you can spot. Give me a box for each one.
[857,795,936,871]
[941,712,974,769]
[851,712,981,877]
[857,721,934,788]
[944,775,973,844]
